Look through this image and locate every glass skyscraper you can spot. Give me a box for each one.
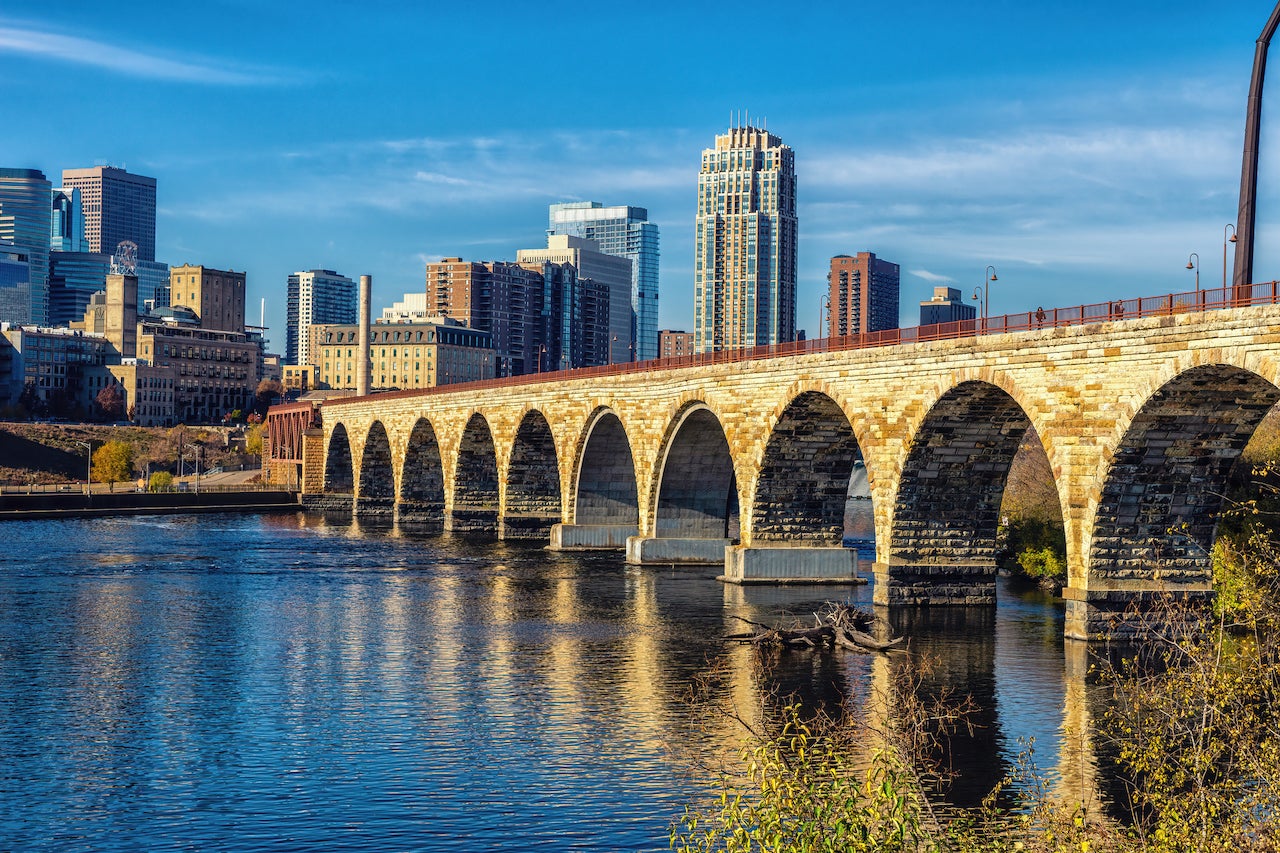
[286,269,357,365]
[548,202,659,361]
[0,168,53,326]
[694,125,797,353]
[48,252,169,327]
[50,187,86,253]
[0,241,32,326]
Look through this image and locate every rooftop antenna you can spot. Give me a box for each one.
[260,297,265,329]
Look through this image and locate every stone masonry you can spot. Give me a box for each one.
[307,305,1280,640]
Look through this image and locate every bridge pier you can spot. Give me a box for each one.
[1063,583,1215,641]
[549,524,637,550]
[626,536,731,564]
[498,514,559,541]
[395,500,444,533]
[721,545,858,584]
[873,560,996,606]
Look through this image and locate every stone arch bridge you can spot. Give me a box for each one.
[270,296,1280,640]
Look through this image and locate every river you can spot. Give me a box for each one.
[0,512,1093,851]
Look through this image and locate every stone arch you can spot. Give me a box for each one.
[356,420,395,520]
[886,380,1038,605]
[451,412,499,535]
[1088,364,1280,592]
[652,404,740,540]
[503,409,562,539]
[573,407,639,526]
[753,391,865,545]
[324,423,354,496]
[399,417,445,531]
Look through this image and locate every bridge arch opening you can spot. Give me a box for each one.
[887,381,1038,605]
[399,417,445,531]
[1089,364,1280,596]
[324,423,354,500]
[452,412,499,536]
[503,410,562,540]
[356,421,395,522]
[573,410,639,527]
[653,405,739,541]
[754,391,866,545]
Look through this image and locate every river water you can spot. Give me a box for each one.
[0,512,1089,852]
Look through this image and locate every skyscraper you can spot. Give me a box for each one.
[827,252,900,337]
[286,269,357,365]
[50,187,86,253]
[60,166,157,261]
[548,202,660,361]
[694,124,797,353]
[0,168,52,326]
[516,234,632,364]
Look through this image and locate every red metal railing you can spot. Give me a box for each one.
[320,282,1280,407]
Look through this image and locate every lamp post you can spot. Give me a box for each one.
[1224,224,1238,289]
[819,292,830,338]
[1186,252,1200,292]
[75,440,93,498]
[971,266,998,325]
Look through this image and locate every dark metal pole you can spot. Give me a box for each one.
[1234,2,1280,295]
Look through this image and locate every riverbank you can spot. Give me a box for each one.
[0,488,299,520]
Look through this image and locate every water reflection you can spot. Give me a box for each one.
[0,513,1100,851]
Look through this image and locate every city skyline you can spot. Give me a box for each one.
[0,3,1274,351]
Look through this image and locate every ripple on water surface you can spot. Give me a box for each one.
[0,513,1076,851]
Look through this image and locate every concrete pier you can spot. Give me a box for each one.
[626,536,731,564]
[549,523,637,550]
[722,545,859,585]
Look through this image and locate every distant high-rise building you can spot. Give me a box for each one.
[919,286,975,327]
[50,187,86,253]
[658,329,694,359]
[548,202,660,360]
[170,264,246,333]
[827,252,900,337]
[426,258,544,376]
[694,125,797,353]
[0,241,31,326]
[517,234,632,364]
[60,166,157,261]
[381,292,428,323]
[0,168,52,326]
[286,269,357,365]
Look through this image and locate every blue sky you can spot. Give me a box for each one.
[1,1,1276,351]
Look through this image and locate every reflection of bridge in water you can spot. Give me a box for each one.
[268,285,1280,640]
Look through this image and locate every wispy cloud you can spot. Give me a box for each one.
[0,20,295,85]
[911,269,954,283]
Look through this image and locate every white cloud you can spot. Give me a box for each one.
[0,21,295,85]
[910,269,954,283]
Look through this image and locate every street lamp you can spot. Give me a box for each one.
[1186,252,1200,292]
[972,266,998,322]
[819,292,830,338]
[1224,224,1238,289]
[75,440,93,498]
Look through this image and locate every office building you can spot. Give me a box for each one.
[426,258,542,376]
[60,166,157,261]
[381,292,428,323]
[548,202,660,360]
[170,264,246,333]
[48,251,168,326]
[84,362,176,426]
[0,242,31,326]
[694,125,797,353]
[50,187,86,253]
[0,325,113,413]
[286,269,357,365]
[658,329,694,359]
[311,316,494,391]
[518,259,610,371]
[517,234,632,364]
[828,252,900,337]
[0,168,52,326]
[919,286,976,326]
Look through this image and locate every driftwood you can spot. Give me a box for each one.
[725,603,905,653]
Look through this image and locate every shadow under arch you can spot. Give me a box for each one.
[573,408,639,527]
[316,422,354,515]
[452,412,499,536]
[1085,364,1280,632]
[399,417,445,532]
[754,390,865,545]
[503,409,562,540]
[884,380,1041,606]
[356,421,395,523]
[653,404,739,540]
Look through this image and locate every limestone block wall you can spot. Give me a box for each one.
[311,305,1280,617]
